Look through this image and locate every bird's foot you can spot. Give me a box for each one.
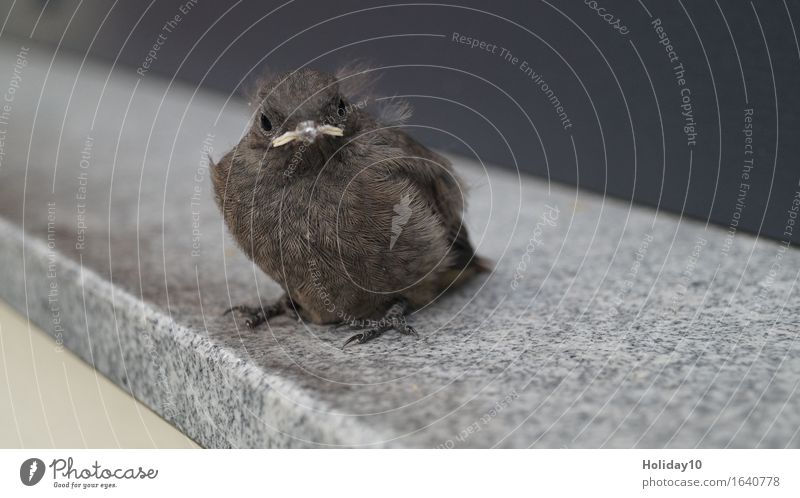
[223,305,268,328]
[341,300,418,349]
[223,294,299,329]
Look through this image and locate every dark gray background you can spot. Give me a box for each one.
[4,0,799,243]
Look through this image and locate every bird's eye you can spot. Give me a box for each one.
[337,98,347,117]
[260,112,272,132]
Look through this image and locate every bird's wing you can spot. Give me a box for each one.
[374,128,488,272]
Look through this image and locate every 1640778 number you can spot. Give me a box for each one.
[735,476,780,487]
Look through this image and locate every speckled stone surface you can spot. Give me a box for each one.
[1,42,798,448]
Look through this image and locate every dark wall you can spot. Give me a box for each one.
[4,0,799,244]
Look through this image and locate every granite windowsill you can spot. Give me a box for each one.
[1,41,798,448]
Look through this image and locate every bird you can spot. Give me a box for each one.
[211,66,488,348]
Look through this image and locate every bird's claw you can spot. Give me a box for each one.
[404,325,419,338]
[223,305,243,316]
[340,317,418,349]
[341,328,384,349]
[223,305,266,328]
[341,333,364,349]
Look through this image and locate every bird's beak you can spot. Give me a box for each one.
[271,121,344,147]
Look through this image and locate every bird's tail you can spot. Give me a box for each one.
[438,254,491,291]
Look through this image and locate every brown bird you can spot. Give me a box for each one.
[211,67,488,347]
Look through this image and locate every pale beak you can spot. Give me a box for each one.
[271,121,344,147]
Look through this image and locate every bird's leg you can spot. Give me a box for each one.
[342,299,418,349]
[223,293,299,328]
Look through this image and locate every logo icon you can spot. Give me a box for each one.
[390,193,413,250]
[20,458,45,486]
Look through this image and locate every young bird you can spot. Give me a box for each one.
[211,67,488,347]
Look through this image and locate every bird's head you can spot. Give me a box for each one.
[248,68,363,152]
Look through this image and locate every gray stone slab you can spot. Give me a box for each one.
[1,41,798,448]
